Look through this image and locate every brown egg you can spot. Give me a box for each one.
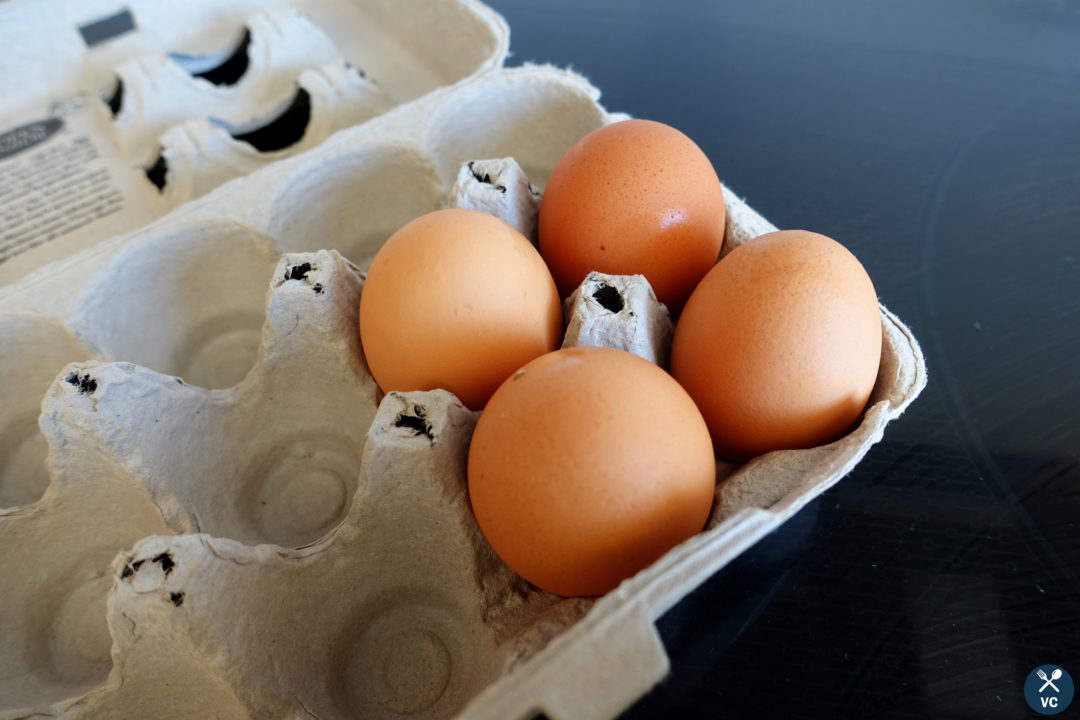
[538,119,726,311]
[467,346,716,597]
[358,208,563,410]
[670,230,882,461]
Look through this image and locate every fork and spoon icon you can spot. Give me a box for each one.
[1038,667,1063,692]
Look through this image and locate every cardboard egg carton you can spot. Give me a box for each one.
[0,0,508,285]
[0,63,927,720]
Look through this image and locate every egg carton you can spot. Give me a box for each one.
[0,64,927,719]
[0,0,508,285]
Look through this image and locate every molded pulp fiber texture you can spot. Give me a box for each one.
[0,64,926,720]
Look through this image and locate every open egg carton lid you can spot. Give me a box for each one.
[0,52,927,720]
[0,0,509,286]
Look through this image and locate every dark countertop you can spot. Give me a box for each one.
[484,1,1080,717]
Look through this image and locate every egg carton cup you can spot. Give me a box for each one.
[111,6,351,167]
[0,64,927,719]
[0,0,509,285]
[54,389,591,720]
[153,58,395,211]
[3,0,507,121]
[0,249,378,714]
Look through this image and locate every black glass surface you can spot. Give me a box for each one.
[483,1,1080,717]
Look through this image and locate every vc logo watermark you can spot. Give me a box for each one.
[1025,665,1074,715]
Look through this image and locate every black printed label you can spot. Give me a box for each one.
[0,119,64,162]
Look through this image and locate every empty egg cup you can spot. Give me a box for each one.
[110,6,347,167]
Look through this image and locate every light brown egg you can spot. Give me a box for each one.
[538,119,726,312]
[467,346,716,597]
[670,230,882,462]
[358,208,563,410]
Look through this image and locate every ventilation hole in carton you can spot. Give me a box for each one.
[227,89,311,153]
[192,29,250,86]
[268,145,443,268]
[169,591,185,607]
[169,28,251,87]
[79,220,276,389]
[468,160,507,193]
[145,152,168,192]
[526,713,553,720]
[285,262,314,281]
[64,372,98,395]
[592,284,624,313]
[121,554,181,595]
[153,552,175,576]
[105,77,123,117]
[240,433,362,548]
[395,405,434,442]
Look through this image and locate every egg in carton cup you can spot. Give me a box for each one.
[0,0,509,286]
[0,64,926,719]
